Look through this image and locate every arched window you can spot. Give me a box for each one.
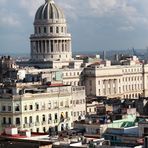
[29,116,32,123]
[66,112,68,118]
[36,115,39,122]
[24,117,27,124]
[49,114,52,120]
[42,114,46,122]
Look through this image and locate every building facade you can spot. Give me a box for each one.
[0,83,86,132]
[83,59,148,99]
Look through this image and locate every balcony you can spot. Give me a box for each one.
[66,117,70,121]
[2,123,12,128]
[48,120,52,124]
[54,119,58,124]
[54,107,59,109]
[65,105,69,108]
[42,121,46,125]
[29,123,34,127]
[35,122,40,126]
[23,123,29,128]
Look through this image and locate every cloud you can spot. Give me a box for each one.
[0,9,20,27]
[1,0,148,53]
[20,0,44,17]
[118,26,135,31]
[0,0,7,5]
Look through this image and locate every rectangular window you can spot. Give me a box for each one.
[29,105,33,110]
[2,106,6,111]
[51,40,53,52]
[50,27,53,33]
[44,27,46,33]
[70,100,73,104]
[76,100,79,104]
[16,118,20,125]
[74,112,76,117]
[15,105,20,112]
[61,27,63,32]
[24,105,27,111]
[8,118,11,124]
[60,101,63,107]
[3,117,6,124]
[55,113,57,120]
[56,27,59,33]
[8,106,11,112]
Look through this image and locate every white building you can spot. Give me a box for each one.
[0,83,86,133]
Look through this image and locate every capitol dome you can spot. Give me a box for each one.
[30,0,72,62]
[35,0,65,21]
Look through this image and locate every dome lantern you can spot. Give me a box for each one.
[45,0,54,3]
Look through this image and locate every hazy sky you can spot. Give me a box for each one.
[1,0,148,54]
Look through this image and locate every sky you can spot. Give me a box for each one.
[1,0,148,55]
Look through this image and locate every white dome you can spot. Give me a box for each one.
[35,0,65,21]
[30,0,72,62]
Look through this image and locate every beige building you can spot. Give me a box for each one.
[0,83,86,132]
[83,57,148,99]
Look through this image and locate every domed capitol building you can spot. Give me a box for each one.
[18,0,75,69]
[0,0,148,134]
[30,0,72,62]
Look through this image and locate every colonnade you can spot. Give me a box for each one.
[31,39,71,54]
[103,79,118,95]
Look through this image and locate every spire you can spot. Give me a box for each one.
[45,0,54,3]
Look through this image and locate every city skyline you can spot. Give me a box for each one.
[1,0,148,54]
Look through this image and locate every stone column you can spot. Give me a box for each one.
[51,40,53,53]
[45,40,47,53]
[115,79,118,94]
[65,40,67,52]
[59,40,61,52]
[105,80,108,95]
[53,40,56,53]
[36,41,38,53]
[110,80,114,95]
[62,40,64,52]
[41,40,43,54]
[39,40,41,53]
[47,40,49,53]
[43,40,45,53]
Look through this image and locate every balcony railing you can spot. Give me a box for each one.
[35,122,40,126]
[48,120,52,124]
[23,123,30,128]
[29,123,34,127]
[54,119,58,124]
[42,121,46,125]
